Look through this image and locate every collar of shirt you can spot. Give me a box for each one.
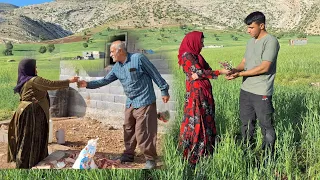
[119,53,130,66]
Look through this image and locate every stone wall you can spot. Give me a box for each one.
[57,58,176,121]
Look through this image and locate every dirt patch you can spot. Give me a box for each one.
[42,35,91,44]
[0,118,165,169]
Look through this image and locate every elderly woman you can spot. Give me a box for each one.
[178,31,229,165]
[7,59,78,168]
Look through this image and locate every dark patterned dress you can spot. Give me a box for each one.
[179,52,219,165]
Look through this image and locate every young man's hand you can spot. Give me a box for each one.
[225,72,241,80]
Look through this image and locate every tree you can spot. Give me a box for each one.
[39,35,46,41]
[232,37,238,41]
[47,44,55,53]
[297,33,307,38]
[39,46,47,53]
[83,43,88,48]
[5,41,13,50]
[180,24,187,29]
[216,37,220,41]
[2,48,13,56]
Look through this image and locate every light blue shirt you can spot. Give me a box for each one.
[87,53,169,108]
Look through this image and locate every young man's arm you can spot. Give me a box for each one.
[234,58,246,72]
[230,37,279,78]
[237,61,271,77]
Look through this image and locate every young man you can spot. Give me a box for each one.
[78,40,170,169]
[227,11,280,153]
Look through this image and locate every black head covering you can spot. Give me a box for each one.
[13,59,37,94]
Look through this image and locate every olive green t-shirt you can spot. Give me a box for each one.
[241,34,280,96]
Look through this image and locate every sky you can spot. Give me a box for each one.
[0,0,53,7]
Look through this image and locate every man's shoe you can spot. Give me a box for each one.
[118,154,134,163]
[144,160,156,169]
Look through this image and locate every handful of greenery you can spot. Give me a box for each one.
[219,61,233,70]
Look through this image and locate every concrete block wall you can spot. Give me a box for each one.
[58,58,176,121]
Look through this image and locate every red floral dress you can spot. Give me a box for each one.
[179,52,219,165]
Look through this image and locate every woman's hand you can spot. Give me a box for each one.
[219,69,231,75]
[191,73,199,80]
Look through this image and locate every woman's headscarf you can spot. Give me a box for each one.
[13,59,37,94]
[178,31,205,67]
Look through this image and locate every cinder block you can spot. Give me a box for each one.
[101,94,115,102]
[99,85,110,93]
[156,100,169,111]
[114,95,127,104]
[169,101,176,111]
[150,59,169,69]
[86,89,99,93]
[109,86,125,95]
[169,111,176,121]
[79,92,90,99]
[87,100,97,108]
[159,74,173,81]
[96,101,109,110]
[108,103,125,112]
[90,93,102,101]
[59,75,70,81]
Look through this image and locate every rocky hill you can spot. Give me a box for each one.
[0,0,319,42]
[0,3,18,12]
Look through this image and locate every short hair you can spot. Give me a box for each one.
[244,11,266,25]
[111,41,127,51]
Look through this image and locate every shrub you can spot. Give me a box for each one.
[2,49,13,56]
[47,44,55,53]
[39,46,47,53]
[5,41,13,50]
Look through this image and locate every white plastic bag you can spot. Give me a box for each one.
[72,138,99,169]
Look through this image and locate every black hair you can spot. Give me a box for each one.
[244,11,265,25]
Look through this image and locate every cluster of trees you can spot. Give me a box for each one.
[2,42,56,56]
[39,44,55,54]
[2,41,13,56]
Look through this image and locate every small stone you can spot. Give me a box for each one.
[108,126,117,130]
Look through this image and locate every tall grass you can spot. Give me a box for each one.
[0,27,319,178]
[153,43,320,179]
[0,169,145,180]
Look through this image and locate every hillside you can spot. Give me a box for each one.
[0,3,18,12]
[0,0,320,42]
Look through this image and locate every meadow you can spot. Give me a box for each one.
[0,26,319,179]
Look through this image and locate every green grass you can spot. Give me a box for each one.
[0,26,319,178]
[154,43,320,179]
[0,169,146,180]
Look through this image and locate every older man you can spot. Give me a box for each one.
[78,40,170,169]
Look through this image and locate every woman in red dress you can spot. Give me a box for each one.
[178,31,229,165]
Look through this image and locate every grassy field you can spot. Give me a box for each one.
[0,26,319,178]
